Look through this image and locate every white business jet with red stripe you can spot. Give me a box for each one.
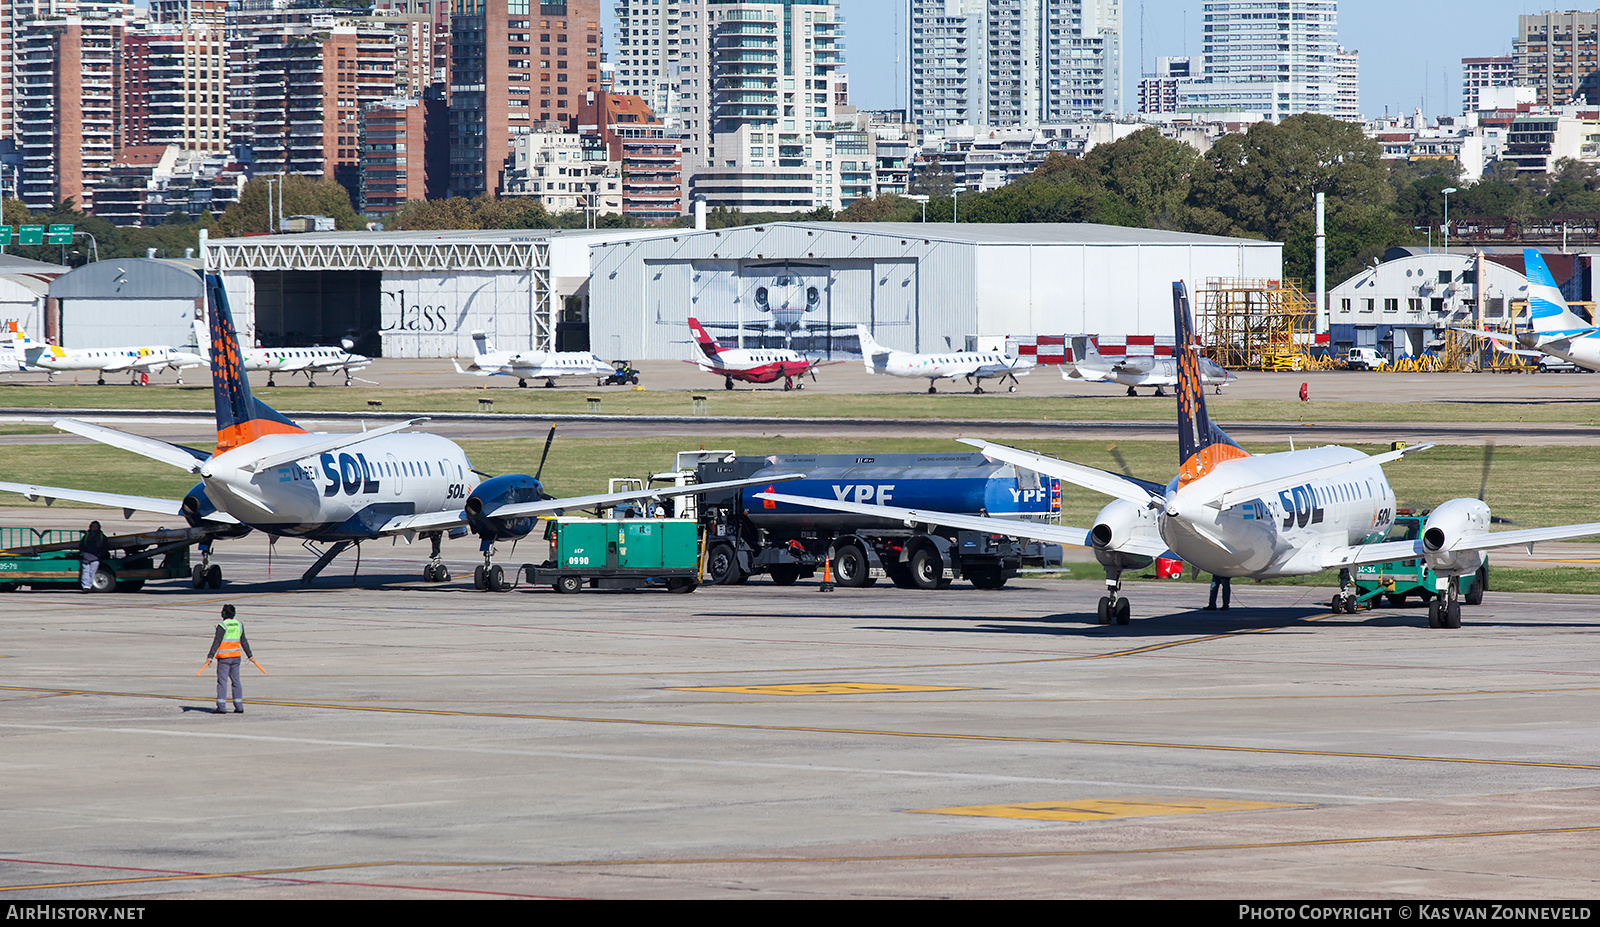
[0,276,798,590]
[762,282,1600,629]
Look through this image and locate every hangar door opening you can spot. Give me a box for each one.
[251,271,383,356]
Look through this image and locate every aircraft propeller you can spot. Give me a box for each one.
[533,425,558,500]
[1478,437,1515,525]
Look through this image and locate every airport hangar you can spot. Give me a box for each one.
[199,223,1282,360]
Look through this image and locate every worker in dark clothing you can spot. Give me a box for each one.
[206,604,252,714]
[1204,574,1232,611]
[78,521,110,591]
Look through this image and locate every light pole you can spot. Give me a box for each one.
[1441,186,1457,256]
[952,185,966,223]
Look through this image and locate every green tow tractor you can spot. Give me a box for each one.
[1352,512,1487,627]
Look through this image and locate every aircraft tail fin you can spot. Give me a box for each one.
[190,318,210,361]
[1172,281,1246,486]
[205,274,304,453]
[686,317,723,359]
[471,329,494,358]
[855,324,890,372]
[1523,248,1591,335]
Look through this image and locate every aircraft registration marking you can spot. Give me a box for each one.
[909,797,1307,822]
[674,683,971,695]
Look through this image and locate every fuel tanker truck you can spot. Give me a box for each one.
[628,450,1066,589]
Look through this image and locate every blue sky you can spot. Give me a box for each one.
[602,1,1549,121]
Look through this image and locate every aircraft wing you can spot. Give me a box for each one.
[235,419,431,473]
[754,491,1098,549]
[54,419,210,473]
[1323,522,1600,570]
[972,362,1032,379]
[0,479,240,524]
[957,439,1165,507]
[369,473,809,535]
[489,472,807,520]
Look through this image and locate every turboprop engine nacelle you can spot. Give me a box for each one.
[1091,498,1159,572]
[1422,497,1490,574]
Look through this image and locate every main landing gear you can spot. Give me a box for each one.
[544,378,556,388]
[725,375,735,391]
[1331,568,1359,614]
[473,547,510,592]
[1096,571,1130,625]
[1426,575,1474,629]
[782,375,803,391]
[421,532,451,583]
[191,544,223,589]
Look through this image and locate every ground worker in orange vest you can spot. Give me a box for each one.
[206,604,253,714]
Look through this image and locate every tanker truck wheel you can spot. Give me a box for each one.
[967,565,1006,589]
[707,543,743,585]
[908,548,944,590]
[768,565,801,586]
[832,545,873,588]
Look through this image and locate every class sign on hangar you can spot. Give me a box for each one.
[586,222,1283,361]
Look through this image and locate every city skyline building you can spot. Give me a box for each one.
[1177,0,1343,121]
[447,0,602,197]
[1513,11,1600,108]
[905,0,1121,135]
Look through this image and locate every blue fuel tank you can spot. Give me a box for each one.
[739,452,1059,532]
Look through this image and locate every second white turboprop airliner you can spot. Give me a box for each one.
[856,324,1034,394]
[763,282,1600,630]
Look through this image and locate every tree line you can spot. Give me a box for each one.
[5,114,1590,287]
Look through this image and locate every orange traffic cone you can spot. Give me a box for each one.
[819,554,835,593]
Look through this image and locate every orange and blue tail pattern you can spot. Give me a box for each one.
[206,274,304,452]
[1172,281,1246,486]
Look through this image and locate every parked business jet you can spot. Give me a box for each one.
[762,282,1600,630]
[856,324,1034,394]
[1063,336,1233,396]
[190,320,372,387]
[452,330,614,388]
[0,276,798,589]
[687,316,827,391]
[1460,249,1600,372]
[10,326,206,385]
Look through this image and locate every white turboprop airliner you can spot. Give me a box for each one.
[1063,336,1234,397]
[856,324,1034,394]
[1460,248,1600,372]
[0,275,798,590]
[9,326,206,385]
[763,282,1600,630]
[452,330,615,388]
[190,320,372,387]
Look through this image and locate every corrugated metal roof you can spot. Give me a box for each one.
[209,227,680,248]
[49,258,203,299]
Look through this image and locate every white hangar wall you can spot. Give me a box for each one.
[588,223,1284,360]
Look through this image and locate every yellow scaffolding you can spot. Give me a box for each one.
[1195,277,1328,371]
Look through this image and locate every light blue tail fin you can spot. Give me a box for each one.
[1524,249,1591,335]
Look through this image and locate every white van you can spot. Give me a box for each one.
[1345,347,1388,371]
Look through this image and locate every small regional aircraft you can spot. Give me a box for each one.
[190,321,372,387]
[0,276,798,590]
[687,316,827,391]
[761,281,1600,630]
[856,324,1034,394]
[1062,335,1233,396]
[1460,248,1600,372]
[9,325,206,385]
[452,330,615,388]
